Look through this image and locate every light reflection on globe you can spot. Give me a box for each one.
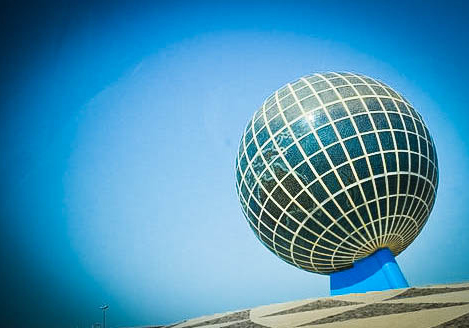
[235,72,438,274]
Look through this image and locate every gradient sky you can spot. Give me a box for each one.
[1,0,469,327]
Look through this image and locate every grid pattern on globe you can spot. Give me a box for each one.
[235,72,438,274]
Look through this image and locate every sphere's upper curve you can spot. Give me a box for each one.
[235,72,438,274]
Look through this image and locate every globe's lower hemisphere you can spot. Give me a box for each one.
[235,72,438,275]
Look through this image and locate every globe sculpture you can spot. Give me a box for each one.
[235,72,438,295]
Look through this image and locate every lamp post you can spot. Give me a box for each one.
[100,305,109,328]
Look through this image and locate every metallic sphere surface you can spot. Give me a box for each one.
[235,72,438,274]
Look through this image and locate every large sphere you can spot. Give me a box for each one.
[235,72,438,274]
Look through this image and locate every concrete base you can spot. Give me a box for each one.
[165,282,469,328]
[330,248,409,296]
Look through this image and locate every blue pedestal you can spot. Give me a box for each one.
[330,248,408,296]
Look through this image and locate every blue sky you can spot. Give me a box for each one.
[1,0,469,327]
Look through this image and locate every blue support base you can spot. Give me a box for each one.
[330,248,409,296]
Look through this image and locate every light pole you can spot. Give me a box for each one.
[100,305,109,328]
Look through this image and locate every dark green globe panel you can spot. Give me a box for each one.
[235,72,438,276]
